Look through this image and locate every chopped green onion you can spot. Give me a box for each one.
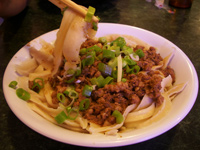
[82,85,93,97]
[92,22,98,31]
[96,53,103,60]
[82,55,95,68]
[86,51,96,57]
[124,58,137,66]
[85,6,95,22]
[112,110,124,124]
[33,78,44,88]
[102,50,115,59]
[122,46,133,55]
[68,90,79,99]
[9,81,18,89]
[108,57,118,68]
[122,59,127,68]
[98,37,107,44]
[110,37,126,49]
[111,46,120,57]
[79,98,90,111]
[103,44,111,50]
[98,63,113,76]
[65,76,75,83]
[66,106,79,120]
[90,75,105,88]
[132,65,140,74]
[80,48,87,55]
[112,69,118,79]
[63,90,69,96]
[122,78,127,82]
[125,65,140,74]
[75,68,81,76]
[135,49,145,58]
[32,78,44,93]
[67,68,75,75]
[103,76,114,85]
[57,93,66,103]
[87,45,102,53]
[55,111,68,124]
[16,88,30,101]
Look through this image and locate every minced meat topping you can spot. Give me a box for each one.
[47,37,175,126]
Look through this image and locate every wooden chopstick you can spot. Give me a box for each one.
[48,0,66,10]
[48,0,99,22]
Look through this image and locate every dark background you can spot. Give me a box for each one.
[0,0,199,149]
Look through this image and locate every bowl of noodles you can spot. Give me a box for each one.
[3,22,198,147]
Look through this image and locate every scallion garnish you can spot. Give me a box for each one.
[98,63,113,76]
[98,37,107,44]
[82,55,95,68]
[65,76,75,83]
[55,111,68,124]
[92,22,98,31]
[57,93,66,103]
[79,98,90,111]
[9,81,18,89]
[132,65,140,74]
[32,78,44,93]
[112,110,124,124]
[68,90,79,99]
[65,106,79,120]
[102,50,115,59]
[110,37,126,49]
[82,85,93,97]
[135,49,145,58]
[85,6,95,22]
[16,88,30,101]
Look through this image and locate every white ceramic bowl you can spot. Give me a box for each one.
[3,23,198,147]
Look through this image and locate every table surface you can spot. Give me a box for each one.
[0,0,199,149]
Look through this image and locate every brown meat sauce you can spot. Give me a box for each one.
[48,39,175,126]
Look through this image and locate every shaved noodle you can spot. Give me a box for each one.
[125,93,172,129]
[52,7,96,75]
[162,51,174,69]
[125,102,155,123]
[166,83,187,99]
[15,58,38,76]
[52,8,77,75]
[134,94,153,111]
[43,82,59,108]
[30,47,54,70]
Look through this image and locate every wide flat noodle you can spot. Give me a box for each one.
[52,8,77,75]
[30,47,54,70]
[17,76,46,101]
[125,93,172,129]
[43,81,59,108]
[52,7,97,75]
[15,58,38,76]
[134,94,153,111]
[166,82,187,99]
[162,51,174,69]
[125,102,155,123]
[28,102,87,132]
[160,75,173,93]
